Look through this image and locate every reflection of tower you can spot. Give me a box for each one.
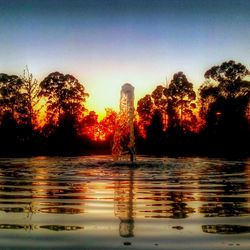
[114,169,135,237]
[112,83,135,161]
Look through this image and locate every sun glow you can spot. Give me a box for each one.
[35,98,47,128]
[82,109,117,141]
[35,96,203,142]
[83,125,107,141]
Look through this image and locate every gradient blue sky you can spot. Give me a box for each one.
[0,0,249,116]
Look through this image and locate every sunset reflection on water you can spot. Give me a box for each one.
[0,156,249,249]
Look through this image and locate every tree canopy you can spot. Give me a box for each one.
[0,73,29,123]
[0,60,249,157]
[164,72,197,131]
[199,60,250,155]
[39,72,89,124]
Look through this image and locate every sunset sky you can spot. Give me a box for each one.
[0,0,249,117]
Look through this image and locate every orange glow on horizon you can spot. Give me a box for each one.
[81,109,117,142]
[33,88,203,141]
[35,98,47,128]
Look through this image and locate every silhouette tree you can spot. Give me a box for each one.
[98,108,117,141]
[151,85,167,112]
[81,111,99,140]
[151,85,168,128]
[198,80,218,125]
[164,72,197,132]
[146,109,165,154]
[46,113,82,155]
[136,86,168,154]
[0,73,29,123]
[199,60,250,155]
[39,72,88,125]
[20,66,39,127]
[0,73,38,155]
[136,94,154,137]
[80,109,118,153]
[0,112,19,155]
[38,72,89,154]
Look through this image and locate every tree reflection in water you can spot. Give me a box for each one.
[199,163,250,217]
[202,225,250,234]
[40,225,83,231]
[169,191,195,219]
[0,224,83,232]
[0,156,249,248]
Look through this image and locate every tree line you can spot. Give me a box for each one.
[0,60,249,157]
[136,60,250,157]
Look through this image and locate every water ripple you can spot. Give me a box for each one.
[0,156,249,249]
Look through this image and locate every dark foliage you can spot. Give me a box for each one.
[0,61,249,157]
[198,60,250,156]
[39,72,88,124]
[136,62,249,157]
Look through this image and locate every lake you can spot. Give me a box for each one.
[0,156,249,249]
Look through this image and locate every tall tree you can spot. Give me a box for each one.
[136,94,154,137]
[38,72,89,154]
[151,85,168,129]
[0,73,29,123]
[151,85,167,112]
[0,73,36,155]
[199,60,250,154]
[98,108,117,141]
[39,72,88,124]
[200,60,250,128]
[20,66,39,127]
[146,109,165,154]
[81,111,99,140]
[164,72,196,131]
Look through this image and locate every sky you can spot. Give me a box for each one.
[0,0,250,117]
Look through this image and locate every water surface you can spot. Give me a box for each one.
[0,156,249,249]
